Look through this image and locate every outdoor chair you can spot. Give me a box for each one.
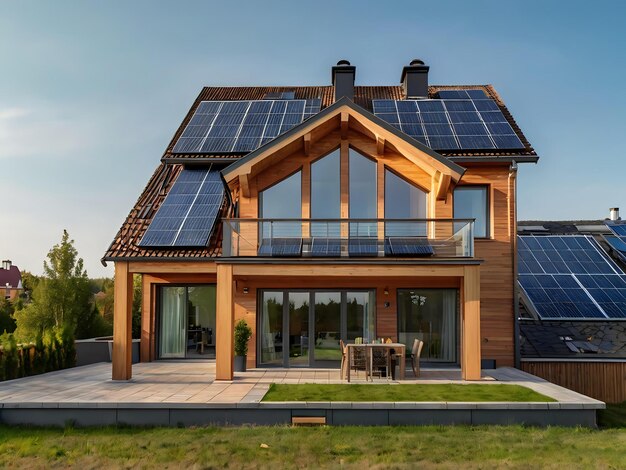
[339,339,347,379]
[348,345,368,379]
[411,339,424,377]
[370,347,391,380]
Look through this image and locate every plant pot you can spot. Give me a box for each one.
[234,355,247,372]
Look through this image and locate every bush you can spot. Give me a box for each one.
[234,319,253,356]
[0,327,76,382]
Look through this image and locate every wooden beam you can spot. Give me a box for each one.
[461,265,481,380]
[303,132,311,156]
[437,173,452,201]
[340,112,349,139]
[112,262,133,380]
[128,261,217,274]
[140,274,152,363]
[231,263,467,278]
[376,136,385,156]
[216,264,234,380]
[240,173,250,198]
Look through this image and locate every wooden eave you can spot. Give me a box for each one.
[221,98,465,190]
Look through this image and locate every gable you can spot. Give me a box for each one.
[222,98,465,200]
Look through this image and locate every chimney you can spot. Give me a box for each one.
[332,60,356,101]
[401,59,430,98]
[1,260,10,271]
[609,207,620,221]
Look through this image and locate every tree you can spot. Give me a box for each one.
[13,230,92,340]
[0,298,17,334]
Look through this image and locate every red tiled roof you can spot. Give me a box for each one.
[0,265,22,289]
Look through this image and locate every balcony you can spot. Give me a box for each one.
[221,218,474,259]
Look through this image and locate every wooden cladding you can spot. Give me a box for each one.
[521,361,626,404]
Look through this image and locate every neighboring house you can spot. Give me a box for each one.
[517,212,626,402]
[0,260,23,301]
[103,59,538,381]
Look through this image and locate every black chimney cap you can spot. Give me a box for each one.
[400,59,429,83]
[336,59,351,66]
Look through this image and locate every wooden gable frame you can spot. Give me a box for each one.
[222,98,465,201]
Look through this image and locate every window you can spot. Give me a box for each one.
[349,149,377,236]
[259,170,301,237]
[384,169,427,236]
[453,186,489,238]
[397,289,458,362]
[311,149,340,236]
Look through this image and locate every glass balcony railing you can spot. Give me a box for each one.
[221,218,474,258]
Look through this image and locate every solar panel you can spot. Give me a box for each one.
[518,235,626,320]
[258,238,302,257]
[173,99,322,154]
[385,237,435,256]
[606,222,626,237]
[139,167,224,247]
[348,238,378,256]
[310,238,342,257]
[604,235,626,263]
[372,94,524,151]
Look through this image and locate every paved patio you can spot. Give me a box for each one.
[0,360,602,406]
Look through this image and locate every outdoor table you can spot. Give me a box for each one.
[345,343,406,382]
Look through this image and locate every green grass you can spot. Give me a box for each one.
[262,383,555,402]
[598,401,626,428]
[0,425,624,469]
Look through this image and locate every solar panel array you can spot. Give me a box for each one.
[518,235,626,320]
[139,167,224,247]
[372,89,524,151]
[173,99,322,153]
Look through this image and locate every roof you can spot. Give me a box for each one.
[163,84,536,163]
[102,163,229,262]
[104,82,536,262]
[222,97,466,184]
[0,264,22,289]
[520,320,626,359]
[517,220,626,360]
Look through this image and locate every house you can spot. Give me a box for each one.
[0,260,23,301]
[103,59,538,381]
[516,211,626,402]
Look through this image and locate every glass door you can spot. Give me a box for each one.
[288,293,310,366]
[313,292,342,365]
[259,291,284,365]
[159,286,186,358]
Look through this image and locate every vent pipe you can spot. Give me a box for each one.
[401,59,430,98]
[609,207,620,221]
[331,60,355,101]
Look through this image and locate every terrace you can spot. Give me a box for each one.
[0,361,603,427]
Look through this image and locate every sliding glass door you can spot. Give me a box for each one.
[397,289,459,362]
[158,285,217,359]
[159,287,186,358]
[258,289,376,367]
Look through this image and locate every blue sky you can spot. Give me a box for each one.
[1,0,625,277]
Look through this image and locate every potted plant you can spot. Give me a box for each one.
[234,319,253,372]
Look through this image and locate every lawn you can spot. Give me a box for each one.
[0,425,624,469]
[598,401,626,428]
[262,383,555,402]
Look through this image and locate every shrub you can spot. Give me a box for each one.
[234,319,253,357]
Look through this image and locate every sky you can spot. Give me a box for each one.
[1,0,625,278]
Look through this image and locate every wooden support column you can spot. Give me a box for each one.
[461,265,481,380]
[112,262,133,380]
[140,274,153,362]
[216,264,234,380]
